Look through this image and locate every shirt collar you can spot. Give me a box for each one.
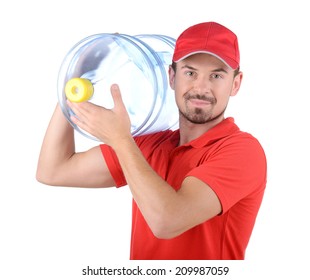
[174,117,240,149]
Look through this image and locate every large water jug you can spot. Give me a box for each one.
[57,33,179,141]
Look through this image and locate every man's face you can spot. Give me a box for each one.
[169,53,242,125]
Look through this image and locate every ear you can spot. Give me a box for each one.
[230,71,243,97]
[168,65,176,90]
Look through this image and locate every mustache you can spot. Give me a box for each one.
[185,94,216,104]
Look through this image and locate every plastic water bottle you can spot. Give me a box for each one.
[58,33,179,141]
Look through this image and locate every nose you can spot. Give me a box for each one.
[193,76,210,94]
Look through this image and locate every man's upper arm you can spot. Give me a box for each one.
[39,146,115,188]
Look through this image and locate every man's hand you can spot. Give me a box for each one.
[67,84,132,146]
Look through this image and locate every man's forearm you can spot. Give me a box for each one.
[36,104,75,184]
[112,136,179,238]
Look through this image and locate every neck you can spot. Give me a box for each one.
[178,114,225,146]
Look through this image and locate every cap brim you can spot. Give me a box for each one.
[173,51,237,70]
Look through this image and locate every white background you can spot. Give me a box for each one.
[1,0,309,279]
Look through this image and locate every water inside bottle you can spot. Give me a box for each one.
[58,33,179,141]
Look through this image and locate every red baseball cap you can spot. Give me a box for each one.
[172,22,240,69]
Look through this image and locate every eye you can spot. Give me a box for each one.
[185,71,194,76]
[211,73,222,79]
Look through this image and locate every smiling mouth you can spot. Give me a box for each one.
[188,98,213,107]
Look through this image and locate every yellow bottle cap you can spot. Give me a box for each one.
[65,78,94,102]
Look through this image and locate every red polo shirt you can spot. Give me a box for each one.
[100,117,267,260]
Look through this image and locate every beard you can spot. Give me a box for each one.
[179,94,226,124]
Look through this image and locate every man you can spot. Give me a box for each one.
[36,22,267,260]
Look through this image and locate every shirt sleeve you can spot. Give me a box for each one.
[100,144,127,187]
[187,134,267,214]
[99,131,172,187]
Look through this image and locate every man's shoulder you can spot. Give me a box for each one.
[134,130,176,145]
